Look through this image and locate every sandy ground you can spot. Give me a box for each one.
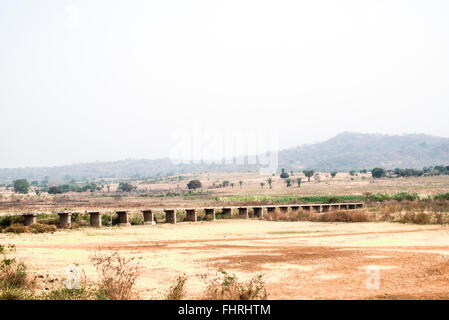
[2,220,449,299]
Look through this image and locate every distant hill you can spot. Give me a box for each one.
[278,132,449,171]
[1,132,448,183]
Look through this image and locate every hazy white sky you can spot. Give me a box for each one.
[1,0,449,168]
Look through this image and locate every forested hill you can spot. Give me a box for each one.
[278,132,449,171]
[1,133,448,183]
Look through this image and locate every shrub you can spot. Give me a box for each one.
[0,215,24,228]
[187,180,202,190]
[327,196,339,203]
[118,182,134,192]
[202,270,267,300]
[165,275,187,300]
[3,224,29,234]
[435,193,449,201]
[0,244,36,293]
[48,186,63,194]
[392,192,419,202]
[319,210,369,222]
[369,193,391,202]
[29,223,57,233]
[90,251,142,300]
[42,287,95,300]
[129,213,143,225]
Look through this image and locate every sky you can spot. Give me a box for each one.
[1,0,449,168]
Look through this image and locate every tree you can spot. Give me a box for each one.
[239,180,243,188]
[231,183,234,188]
[118,182,134,192]
[313,173,321,183]
[296,178,302,188]
[331,171,337,179]
[285,179,292,187]
[13,179,30,194]
[303,170,314,182]
[280,168,289,179]
[372,168,387,179]
[222,180,230,188]
[260,182,265,189]
[349,170,356,176]
[267,178,273,189]
[48,186,62,194]
[187,180,202,190]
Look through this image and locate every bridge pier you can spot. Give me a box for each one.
[89,212,102,227]
[23,213,36,226]
[221,208,232,217]
[253,207,263,219]
[142,210,154,225]
[266,206,276,214]
[116,211,131,227]
[186,209,197,222]
[165,209,176,224]
[279,206,289,213]
[322,205,330,212]
[290,205,300,213]
[312,205,321,212]
[58,213,72,228]
[238,207,249,219]
[205,208,216,220]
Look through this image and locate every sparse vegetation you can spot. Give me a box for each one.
[165,275,187,300]
[202,270,267,300]
[89,251,142,300]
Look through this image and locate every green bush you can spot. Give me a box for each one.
[435,193,449,201]
[392,192,419,202]
[368,193,391,202]
[0,216,24,228]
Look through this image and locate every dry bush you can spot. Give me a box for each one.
[0,244,36,300]
[90,251,142,300]
[29,223,57,233]
[265,209,369,223]
[165,275,187,300]
[2,224,29,234]
[318,210,369,222]
[371,200,449,225]
[40,269,99,300]
[202,270,267,300]
[1,223,57,234]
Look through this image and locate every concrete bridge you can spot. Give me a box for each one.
[17,202,364,228]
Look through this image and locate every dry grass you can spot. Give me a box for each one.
[165,275,187,300]
[265,209,370,223]
[202,270,267,300]
[89,251,142,300]
[0,244,36,300]
[371,200,449,224]
[1,223,57,234]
